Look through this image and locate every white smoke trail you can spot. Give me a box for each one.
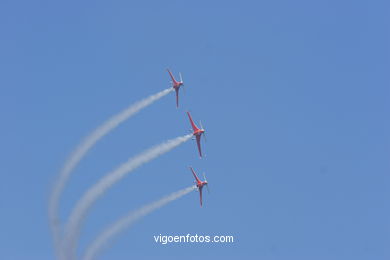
[82,186,195,260]
[62,134,192,260]
[48,87,174,256]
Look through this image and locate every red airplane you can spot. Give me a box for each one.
[190,167,209,207]
[187,112,205,158]
[167,69,184,107]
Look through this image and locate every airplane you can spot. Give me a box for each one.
[187,111,205,158]
[167,69,184,107]
[189,167,209,207]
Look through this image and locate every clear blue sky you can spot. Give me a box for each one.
[0,0,389,259]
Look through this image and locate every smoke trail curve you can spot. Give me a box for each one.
[82,186,195,260]
[62,134,192,259]
[49,87,173,256]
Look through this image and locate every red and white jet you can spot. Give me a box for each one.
[167,69,184,107]
[187,111,206,158]
[190,167,209,207]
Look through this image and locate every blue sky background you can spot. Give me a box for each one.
[0,0,389,259]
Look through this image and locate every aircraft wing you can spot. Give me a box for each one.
[167,69,177,83]
[175,88,179,108]
[196,135,202,157]
[187,112,199,132]
[199,186,203,207]
[190,167,201,183]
